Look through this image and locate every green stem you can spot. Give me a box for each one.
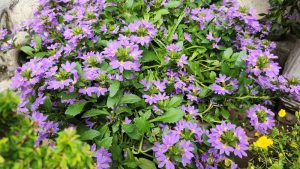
[232,95,270,100]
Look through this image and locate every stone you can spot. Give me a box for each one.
[0,0,38,90]
[238,0,270,19]
[0,80,12,93]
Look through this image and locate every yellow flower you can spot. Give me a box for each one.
[254,135,273,149]
[278,109,286,118]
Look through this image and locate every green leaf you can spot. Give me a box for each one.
[43,96,52,112]
[155,9,169,15]
[138,158,157,169]
[75,62,84,80]
[122,124,142,140]
[134,117,151,133]
[82,109,109,118]
[120,94,142,104]
[35,52,48,58]
[20,46,34,56]
[141,50,157,63]
[209,71,217,81]
[223,48,233,60]
[166,95,183,108]
[221,109,230,119]
[188,61,201,76]
[34,34,42,51]
[97,137,112,149]
[107,91,122,108]
[126,0,134,8]
[109,81,120,97]
[166,1,181,8]
[150,108,184,123]
[79,129,100,140]
[221,63,230,76]
[65,102,87,116]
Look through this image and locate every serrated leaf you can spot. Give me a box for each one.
[150,108,184,123]
[65,102,87,116]
[120,94,142,104]
[166,95,183,108]
[97,137,112,149]
[155,9,169,15]
[134,117,151,133]
[82,109,109,118]
[79,129,100,140]
[122,124,142,140]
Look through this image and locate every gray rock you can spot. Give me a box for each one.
[0,80,12,93]
[238,0,270,18]
[0,0,38,91]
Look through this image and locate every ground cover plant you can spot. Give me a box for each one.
[1,0,300,168]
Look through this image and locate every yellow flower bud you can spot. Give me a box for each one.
[278,153,284,158]
[255,132,260,137]
[278,109,286,118]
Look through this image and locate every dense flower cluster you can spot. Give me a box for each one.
[153,120,204,168]
[4,0,300,168]
[247,105,275,134]
[208,122,249,158]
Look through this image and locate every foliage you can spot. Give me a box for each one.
[0,0,300,168]
[248,111,300,169]
[0,90,19,137]
[0,116,95,169]
[260,0,300,39]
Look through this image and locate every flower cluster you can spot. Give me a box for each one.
[153,120,204,168]
[30,112,59,146]
[4,0,300,168]
[208,122,249,158]
[211,74,238,95]
[247,105,275,134]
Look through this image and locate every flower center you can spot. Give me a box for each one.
[220,130,239,148]
[257,55,269,69]
[73,27,83,35]
[116,47,131,61]
[256,110,268,123]
[136,27,149,37]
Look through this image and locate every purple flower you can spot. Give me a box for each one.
[0,28,8,40]
[207,32,214,41]
[143,94,158,105]
[212,74,238,95]
[180,140,194,166]
[31,111,48,127]
[166,44,181,53]
[208,121,249,158]
[126,20,157,45]
[184,32,192,42]
[95,147,112,169]
[177,54,188,68]
[61,61,77,74]
[102,40,143,73]
[247,104,275,134]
